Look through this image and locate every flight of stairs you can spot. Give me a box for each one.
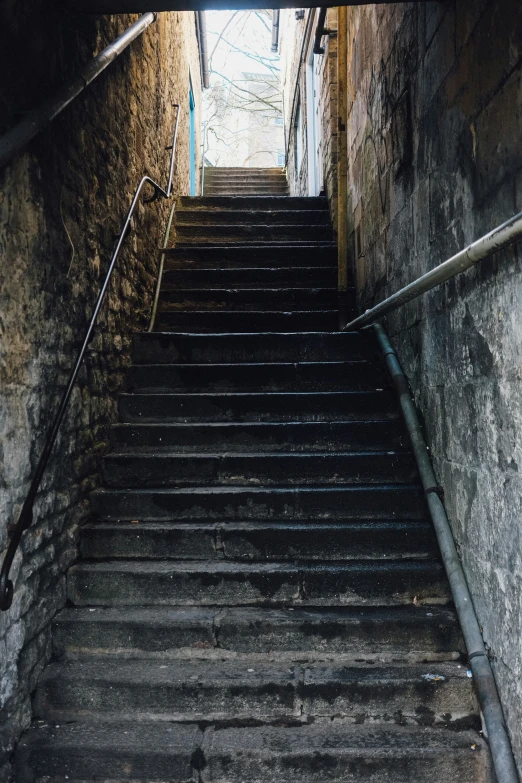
[15,187,491,781]
[203,167,289,196]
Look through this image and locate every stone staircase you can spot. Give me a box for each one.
[203,167,289,196]
[15,190,491,781]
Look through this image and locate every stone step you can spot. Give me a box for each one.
[205,191,289,198]
[204,175,288,183]
[118,390,397,423]
[101,451,418,488]
[202,182,289,189]
[163,242,337,268]
[109,420,406,452]
[205,167,285,173]
[133,331,370,364]
[179,196,327,210]
[199,725,490,783]
[174,223,330,243]
[80,520,438,561]
[33,659,477,725]
[175,208,330,225]
[154,309,340,332]
[156,286,341,311]
[67,559,449,607]
[161,264,338,288]
[89,484,427,522]
[15,722,489,783]
[204,172,288,180]
[203,183,290,190]
[52,604,464,660]
[124,360,383,393]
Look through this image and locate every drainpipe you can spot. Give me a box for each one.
[271,10,280,53]
[0,13,157,170]
[313,7,328,54]
[196,11,210,89]
[373,322,520,783]
[337,6,349,329]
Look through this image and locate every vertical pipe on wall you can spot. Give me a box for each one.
[336,5,349,329]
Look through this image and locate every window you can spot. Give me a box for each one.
[274,116,283,126]
[277,152,285,166]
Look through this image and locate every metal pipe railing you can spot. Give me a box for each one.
[148,199,178,331]
[345,210,522,331]
[0,105,180,612]
[373,322,520,783]
[0,14,156,170]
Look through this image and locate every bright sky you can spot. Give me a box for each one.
[206,10,280,83]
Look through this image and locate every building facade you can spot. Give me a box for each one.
[204,72,284,168]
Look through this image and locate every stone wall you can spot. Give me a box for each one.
[0,8,202,779]
[340,0,522,771]
[280,8,338,222]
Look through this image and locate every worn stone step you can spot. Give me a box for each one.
[52,605,464,660]
[176,209,330,225]
[33,659,476,726]
[154,309,339,332]
[204,175,288,183]
[162,264,337,288]
[202,724,489,783]
[202,183,290,191]
[33,659,299,723]
[174,223,329,243]
[89,484,427,522]
[133,331,370,364]
[163,242,337,269]
[179,196,327,211]
[14,722,202,783]
[124,360,381,393]
[102,451,418,488]
[15,722,490,783]
[203,172,288,179]
[109,420,407,452]
[157,286,341,311]
[203,187,290,196]
[118,390,397,423]
[205,167,285,173]
[80,520,438,561]
[67,560,449,607]
[203,184,290,191]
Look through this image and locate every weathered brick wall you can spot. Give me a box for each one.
[280,8,338,222]
[0,9,201,780]
[341,1,522,771]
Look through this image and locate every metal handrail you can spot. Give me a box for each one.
[148,199,178,331]
[373,322,520,783]
[0,104,180,611]
[344,209,522,331]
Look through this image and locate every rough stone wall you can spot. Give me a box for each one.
[280,8,338,221]
[0,8,201,780]
[340,1,522,771]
